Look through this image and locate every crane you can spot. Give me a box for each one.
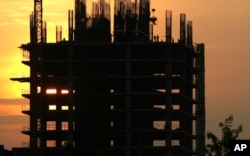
[34,0,43,43]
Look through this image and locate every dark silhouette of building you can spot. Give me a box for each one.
[10,0,205,156]
[0,145,12,156]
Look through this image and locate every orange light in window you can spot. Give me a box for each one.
[61,89,69,94]
[46,89,57,94]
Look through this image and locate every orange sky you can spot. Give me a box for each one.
[1,0,250,150]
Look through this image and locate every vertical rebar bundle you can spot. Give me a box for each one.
[74,0,111,42]
[42,21,47,43]
[68,10,74,42]
[114,0,150,42]
[34,0,43,43]
[30,12,35,43]
[187,21,193,48]
[56,25,62,43]
[179,13,186,44]
[165,10,172,43]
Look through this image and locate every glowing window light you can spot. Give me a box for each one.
[61,105,69,110]
[173,105,180,110]
[155,89,166,93]
[61,89,69,94]
[61,122,69,130]
[153,140,166,147]
[153,121,165,130]
[172,140,180,146]
[37,86,41,93]
[171,89,180,93]
[46,140,56,147]
[46,121,56,131]
[46,89,57,94]
[49,105,57,110]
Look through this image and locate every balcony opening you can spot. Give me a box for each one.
[153,104,165,109]
[155,89,166,93]
[153,121,165,130]
[193,88,196,100]
[37,86,41,93]
[62,141,69,147]
[110,105,114,110]
[37,138,41,147]
[110,140,114,146]
[171,89,180,93]
[110,121,114,127]
[46,140,56,147]
[171,121,180,130]
[46,121,56,131]
[193,120,196,135]
[193,104,196,115]
[153,140,166,147]
[172,139,180,146]
[37,118,41,130]
[173,104,180,110]
[153,73,165,76]
[61,121,69,130]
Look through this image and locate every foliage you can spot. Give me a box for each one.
[206,114,243,156]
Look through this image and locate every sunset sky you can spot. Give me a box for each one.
[1,0,250,150]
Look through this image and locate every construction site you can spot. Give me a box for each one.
[10,0,205,156]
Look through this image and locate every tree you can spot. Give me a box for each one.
[206,114,243,156]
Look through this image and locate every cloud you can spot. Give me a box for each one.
[0,1,32,26]
[0,115,28,150]
[0,98,28,106]
[0,115,28,125]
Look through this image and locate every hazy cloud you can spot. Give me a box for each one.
[0,115,28,150]
[0,115,28,125]
[0,98,28,106]
[0,1,32,26]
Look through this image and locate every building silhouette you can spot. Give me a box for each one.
[10,0,205,156]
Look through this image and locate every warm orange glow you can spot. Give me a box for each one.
[46,121,56,131]
[46,89,57,94]
[173,105,180,110]
[155,89,166,93]
[61,121,69,130]
[46,140,56,147]
[61,89,69,94]
[153,140,166,147]
[37,86,41,93]
[172,140,180,146]
[0,105,23,116]
[171,89,180,93]
[153,121,165,130]
[153,105,165,109]
[171,121,180,130]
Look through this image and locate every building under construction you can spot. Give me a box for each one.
[11,0,205,156]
